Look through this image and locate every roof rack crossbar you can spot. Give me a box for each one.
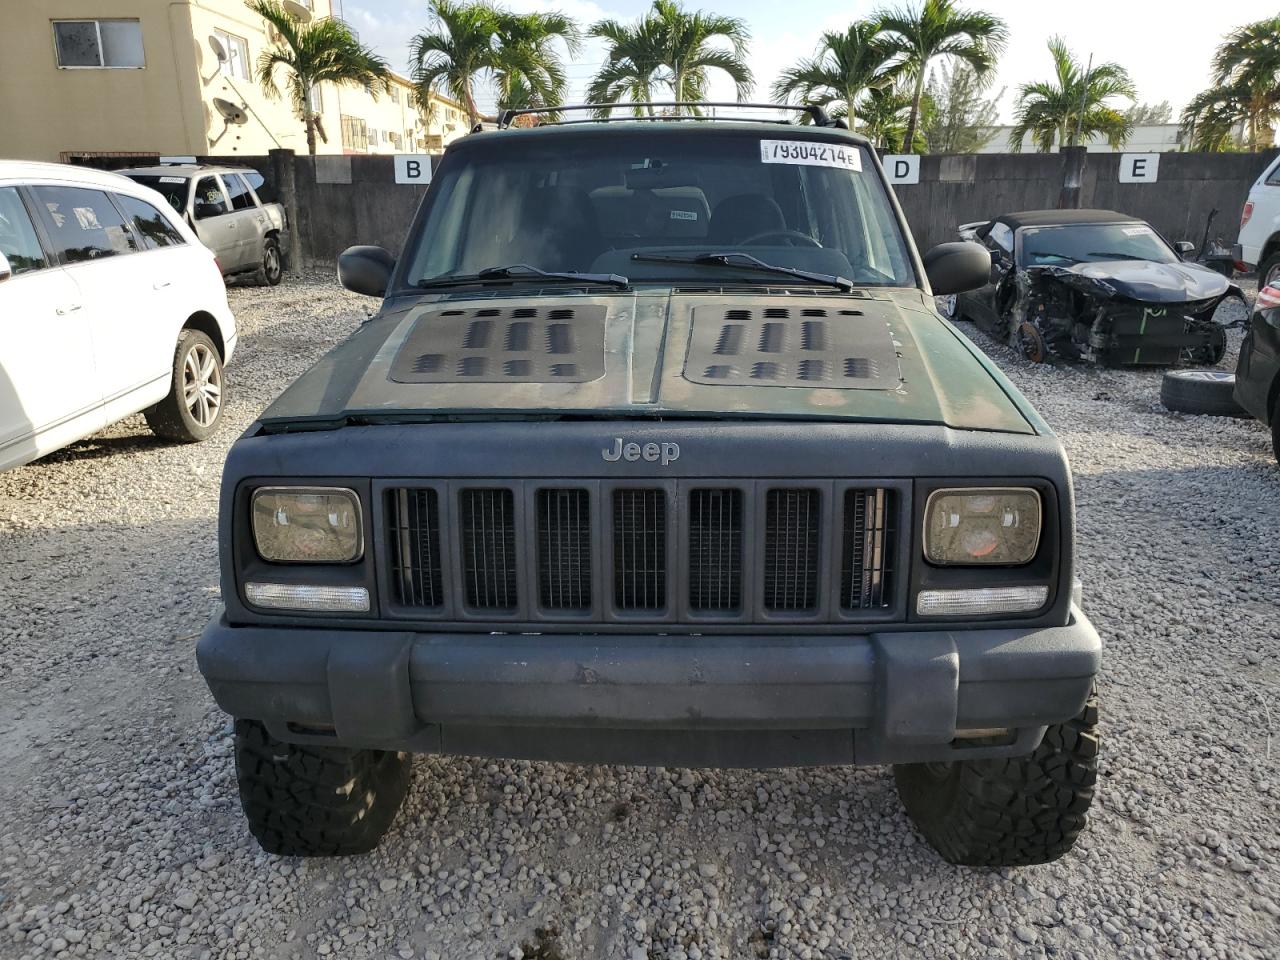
[495,102,843,130]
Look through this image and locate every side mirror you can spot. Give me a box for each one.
[922,241,992,296]
[338,245,395,298]
[194,202,222,220]
[0,251,11,284]
[1175,240,1195,256]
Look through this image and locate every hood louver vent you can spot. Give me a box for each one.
[683,301,901,389]
[390,304,607,384]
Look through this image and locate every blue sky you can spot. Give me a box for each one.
[333,0,1278,123]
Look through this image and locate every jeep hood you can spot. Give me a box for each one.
[257,289,1037,435]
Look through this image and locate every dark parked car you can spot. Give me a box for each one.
[1234,282,1280,460]
[944,209,1240,366]
[197,104,1102,867]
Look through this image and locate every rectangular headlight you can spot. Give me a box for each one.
[924,488,1042,565]
[251,486,363,563]
[917,585,1049,617]
[245,582,370,612]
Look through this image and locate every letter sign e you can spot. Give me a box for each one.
[1118,153,1159,184]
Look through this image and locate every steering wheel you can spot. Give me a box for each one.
[738,228,822,248]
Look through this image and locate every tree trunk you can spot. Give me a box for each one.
[302,81,317,156]
[845,86,857,131]
[903,68,926,154]
[464,79,478,128]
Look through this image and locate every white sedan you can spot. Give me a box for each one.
[0,161,237,470]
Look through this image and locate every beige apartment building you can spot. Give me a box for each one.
[0,0,466,164]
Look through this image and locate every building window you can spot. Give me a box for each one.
[390,88,400,105]
[213,30,249,80]
[53,20,145,68]
[340,114,368,151]
[308,85,323,114]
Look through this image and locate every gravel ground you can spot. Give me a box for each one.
[0,276,1277,960]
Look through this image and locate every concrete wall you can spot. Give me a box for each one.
[891,150,1279,252]
[192,149,1280,270]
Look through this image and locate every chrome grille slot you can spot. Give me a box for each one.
[688,489,742,612]
[613,489,666,611]
[763,488,820,612]
[537,488,591,611]
[460,488,518,610]
[386,488,444,608]
[841,488,895,610]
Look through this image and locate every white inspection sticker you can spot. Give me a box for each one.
[159,176,186,184]
[760,139,861,171]
[1121,225,1153,237]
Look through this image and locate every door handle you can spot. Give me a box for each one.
[228,222,237,229]
[56,303,82,315]
[153,281,172,290]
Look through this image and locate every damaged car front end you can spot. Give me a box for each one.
[957,210,1241,366]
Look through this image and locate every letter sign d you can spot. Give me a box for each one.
[883,154,920,185]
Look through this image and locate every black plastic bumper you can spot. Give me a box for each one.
[197,608,1101,767]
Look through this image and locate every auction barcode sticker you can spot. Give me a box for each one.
[760,140,861,172]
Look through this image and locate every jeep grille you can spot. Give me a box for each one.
[384,483,899,623]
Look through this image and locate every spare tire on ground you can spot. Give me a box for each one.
[1160,370,1246,417]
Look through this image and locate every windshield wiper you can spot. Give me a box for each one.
[417,263,628,289]
[1086,251,1146,261]
[631,251,853,292]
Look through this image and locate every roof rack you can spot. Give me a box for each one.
[495,102,846,130]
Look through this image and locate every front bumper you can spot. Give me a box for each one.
[197,608,1101,767]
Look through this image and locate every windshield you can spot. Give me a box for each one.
[123,175,189,214]
[1020,222,1177,266]
[404,130,915,288]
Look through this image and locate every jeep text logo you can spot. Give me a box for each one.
[602,438,681,465]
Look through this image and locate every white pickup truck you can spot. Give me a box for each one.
[120,163,290,285]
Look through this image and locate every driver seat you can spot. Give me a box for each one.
[708,194,786,244]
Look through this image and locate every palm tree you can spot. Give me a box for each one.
[1181,85,1250,152]
[1205,17,1280,150]
[771,22,900,130]
[1008,37,1135,152]
[492,10,581,118]
[860,83,927,151]
[588,0,752,116]
[248,0,391,156]
[410,1,579,128]
[874,0,1007,154]
[409,0,502,128]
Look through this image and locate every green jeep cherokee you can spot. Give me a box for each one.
[198,104,1101,867]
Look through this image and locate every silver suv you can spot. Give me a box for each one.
[120,164,289,285]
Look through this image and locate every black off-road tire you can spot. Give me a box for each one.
[1160,369,1246,417]
[234,719,412,857]
[144,329,225,442]
[893,690,1099,867]
[256,237,284,286]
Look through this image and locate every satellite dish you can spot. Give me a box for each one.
[208,35,228,63]
[213,97,249,126]
[282,0,313,22]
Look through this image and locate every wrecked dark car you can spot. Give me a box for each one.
[944,209,1240,366]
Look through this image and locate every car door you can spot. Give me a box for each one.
[29,183,163,420]
[0,185,102,467]
[112,191,195,407]
[221,173,266,269]
[190,175,240,270]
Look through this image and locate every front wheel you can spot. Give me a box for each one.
[144,329,224,442]
[234,719,412,856]
[893,690,1099,866]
